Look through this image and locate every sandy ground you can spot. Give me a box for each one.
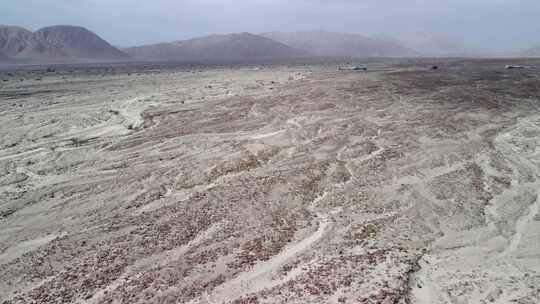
[1,59,540,303]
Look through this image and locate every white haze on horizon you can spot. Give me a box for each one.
[1,0,539,52]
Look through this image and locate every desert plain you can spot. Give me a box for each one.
[1,59,540,304]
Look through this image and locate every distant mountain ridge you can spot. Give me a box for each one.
[0,25,128,62]
[261,30,418,57]
[8,24,538,63]
[124,32,310,62]
[522,46,540,57]
[374,31,469,56]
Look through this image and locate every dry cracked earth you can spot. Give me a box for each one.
[1,59,540,304]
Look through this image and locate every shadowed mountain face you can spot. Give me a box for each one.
[0,25,128,62]
[261,30,418,57]
[124,33,310,62]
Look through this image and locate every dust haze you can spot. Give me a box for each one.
[2,0,540,52]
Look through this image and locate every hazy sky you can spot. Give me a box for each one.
[1,0,540,51]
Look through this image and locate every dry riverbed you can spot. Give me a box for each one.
[1,59,540,303]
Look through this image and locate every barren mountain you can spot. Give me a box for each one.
[262,30,418,57]
[33,26,128,60]
[124,33,310,62]
[16,41,68,61]
[0,25,128,62]
[0,26,34,57]
[376,31,469,56]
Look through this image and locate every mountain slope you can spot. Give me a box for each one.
[375,31,469,56]
[16,40,68,61]
[125,33,310,62]
[0,50,10,62]
[262,30,418,57]
[33,26,128,60]
[0,25,128,62]
[0,25,34,57]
